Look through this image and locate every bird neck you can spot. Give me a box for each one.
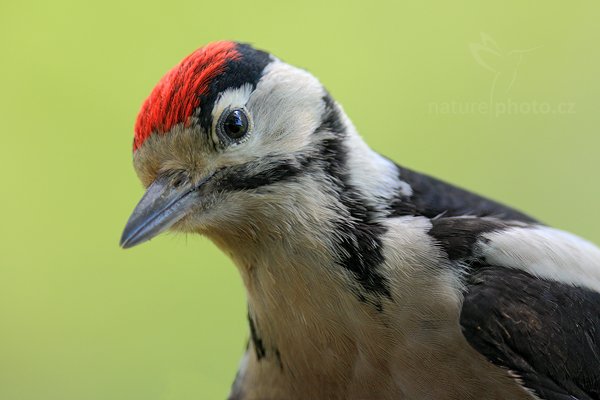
[208,202,390,381]
[205,127,405,377]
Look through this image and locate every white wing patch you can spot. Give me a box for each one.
[477,226,600,293]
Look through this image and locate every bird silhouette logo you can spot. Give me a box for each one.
[469,33,541,106]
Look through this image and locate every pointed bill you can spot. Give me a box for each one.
[120,174,208,249]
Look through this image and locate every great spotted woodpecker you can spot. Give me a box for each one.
[121,41,600,400]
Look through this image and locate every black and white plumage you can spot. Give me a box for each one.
[121,42,600,400]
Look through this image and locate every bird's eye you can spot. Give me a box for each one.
[220,109,249,141]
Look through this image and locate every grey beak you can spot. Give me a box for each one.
[120,174,204,249]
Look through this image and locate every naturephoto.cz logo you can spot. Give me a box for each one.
[428,33,576,117]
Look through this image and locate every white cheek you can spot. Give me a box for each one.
[246,60,326,156]
[204,60,326,164]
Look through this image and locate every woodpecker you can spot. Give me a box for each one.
[120,41,600,400]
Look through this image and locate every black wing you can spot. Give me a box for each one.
[460,265,600,400]
[427,216,600,399]
[390,164,538,223]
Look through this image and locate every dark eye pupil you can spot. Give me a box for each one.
[223,109,248,139]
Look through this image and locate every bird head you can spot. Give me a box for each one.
[120,41,358,248]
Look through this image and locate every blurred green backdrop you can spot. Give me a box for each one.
[1,1,599,399]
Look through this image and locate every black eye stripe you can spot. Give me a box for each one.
[218,155,311,191]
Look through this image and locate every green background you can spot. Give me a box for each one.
[1,1,599,399]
